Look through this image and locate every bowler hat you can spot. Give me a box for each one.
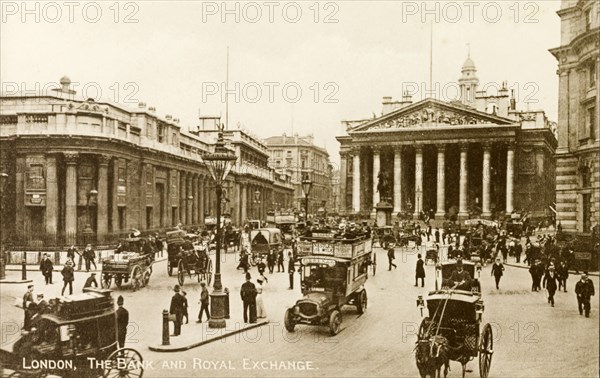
[174,285,181,292]
[456,259,463,266]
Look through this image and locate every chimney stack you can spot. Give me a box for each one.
[165,114,172,121]
[148,106,156,113]
[138,102,146,109]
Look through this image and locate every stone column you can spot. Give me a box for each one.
[241,183,247,222]
[192,175,199,224]
[198,177,204,224]
[96,154,110,239]
[352,148,361,213]
[64,152,78,239]
[414,145,423,216]
[506,143,515,214]
[435,144,446,219]
[372,147,380,212]
[393,146,402,214]
[482,143,492,218]
[186,173,193,225]
[179,171,186,225]
[339,151,347,214]
[45,155,58,236]
[458,144,469,218]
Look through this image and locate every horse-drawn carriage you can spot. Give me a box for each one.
[100,237,154,290]
[166,230,213,286]
[249,228,283,266]
[284,234,375,336]
[0,288,145,378]
[373,226,398,249]
[415,260,491,378]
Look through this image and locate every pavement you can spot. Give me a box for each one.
[1,233,599,377]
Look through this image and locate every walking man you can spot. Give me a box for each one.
[514,242,522,263]
[256,258,268,283]
[169,285,185,336]
[288,252,295,290]
[61,260,74,296]
[39,254,54,284]
[83,244,97,272]
[529,259,543,291]
[387,248,397,270]
[197,282,210,322]
[116,295,129,348]
[543,265,558,307]
[415,254,425,287]
[556,260,569,292]
[22,285,34,331]
[277,249,284,272]
[83,272,98,290]
[240,273,257,323]
[575,274,595,317]
[491,258,505,290]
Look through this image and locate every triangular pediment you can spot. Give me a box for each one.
[350,98,514,133]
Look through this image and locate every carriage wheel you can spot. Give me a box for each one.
[167,260,173,276]
[356,290,368,314]
[284,308,296,332]
[177,260,185,286]
[103,348,144,378]
[130,265,143,291]
[143,269,151,287]
[115,275,123,288]
[478,323,494,378]
[329,310,342,336]
[101,274,112,289]
[206,259,213,286]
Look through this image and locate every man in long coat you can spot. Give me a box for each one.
[169,285,185,336]
[116,295,129,348]
[39,254,54,284]
[240,273,257,323]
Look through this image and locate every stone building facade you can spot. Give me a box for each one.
[264,134,334,215]
[0,77,293,246]
[550,0,599,233]
[337,58,557,222]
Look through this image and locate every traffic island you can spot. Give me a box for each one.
[149,319,269,352]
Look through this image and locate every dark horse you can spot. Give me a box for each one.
[416,335,450,378]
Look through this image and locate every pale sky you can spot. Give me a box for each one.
[1,0,563,165]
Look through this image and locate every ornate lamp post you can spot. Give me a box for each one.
[83,189,98,244]
[203,125,237,329]
[301,174,313,220]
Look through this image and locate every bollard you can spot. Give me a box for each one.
[224,288,230,319]
[162,310,170,346]
[21,260,27,281]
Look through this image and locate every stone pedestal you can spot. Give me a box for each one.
[375,201,393,227]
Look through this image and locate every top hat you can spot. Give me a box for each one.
[117,295,124,305]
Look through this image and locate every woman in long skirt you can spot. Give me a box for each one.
[256,278,266,318]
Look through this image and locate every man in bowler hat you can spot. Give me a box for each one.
[116,295,129,348]
[169,285,186,336]
[240,273,257,323]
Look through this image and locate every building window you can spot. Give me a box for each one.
[590,62,597,88]
[27,164,45,190]
[275,150,282,158]
[157,123,165,142]
[589,107,596,141]
[583,193,592,233]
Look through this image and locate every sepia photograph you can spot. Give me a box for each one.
[0,1,598,377]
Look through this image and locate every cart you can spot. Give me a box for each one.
[425,247,439,265]
[284,234,374,336]
[176,245,213,286]
[165,229,191,276]
[434,260,482,293]
[0,288,145,378]
[100,238,153,291]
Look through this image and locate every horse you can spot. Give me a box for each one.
[416,335,451,378]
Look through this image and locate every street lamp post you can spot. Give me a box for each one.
[301,175,313,220]
[83,189,98,244]
[203,125,237,329]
